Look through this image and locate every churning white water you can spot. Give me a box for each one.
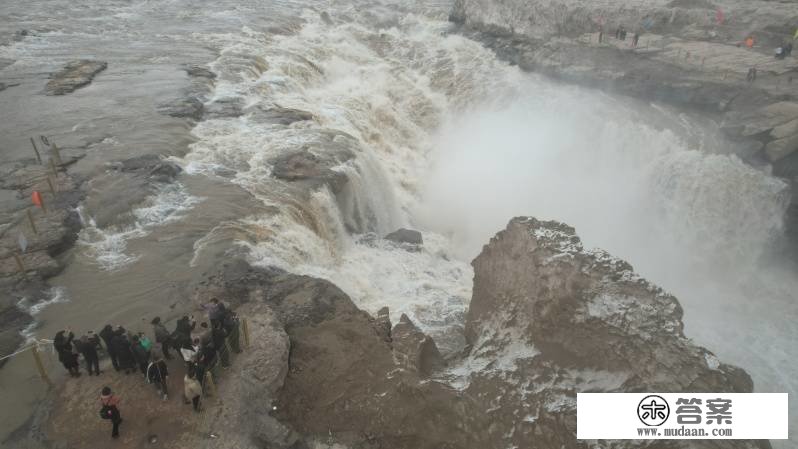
[178,5,795,440]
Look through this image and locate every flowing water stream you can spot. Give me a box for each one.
[1,0,795,445]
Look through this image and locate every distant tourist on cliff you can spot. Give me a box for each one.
[111,328,136,375]
[747,66,758,83]
[99,325,119,371]
[207,298,228,328]
[77,333,101,376]
[212,321,230,368]
[632,32,640,47]
[173,314,196,350]
[53,329,80,377]
[223,310,241,354]
[99,386,123,439]
[184,366,203,412]
[146,353,169,400]
[151,317,173,360]
[131,334,151,376]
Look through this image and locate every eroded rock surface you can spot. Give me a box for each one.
[269,130,357,194]
[45,60,107,95]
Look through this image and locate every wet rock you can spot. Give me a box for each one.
[203,97,245,119]
[385,228,423,246]
[270,142,354,194]
[192,260,470,449]
[765,136,798,162]
[320,11,333,25]
[374,306,392,342]
[246,105,314,125]
[391,313,444,377]
[0,301,32,368]
[184,65,216,80]
[0,250,61,279]
[45,60,107,95]
[79,155,182,228]
[157,96,204,120]
[114,154,182,183]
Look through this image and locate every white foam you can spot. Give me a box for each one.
[78,183,203,271]
[17,286,69,342]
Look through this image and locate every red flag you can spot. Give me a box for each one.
[31,190,43,208]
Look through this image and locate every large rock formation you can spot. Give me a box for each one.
[454,217,762,448]
[190,259,469,449]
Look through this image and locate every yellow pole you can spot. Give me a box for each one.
[52,144,62,165]
[13,253,26,273]
[31,345,53,387]
[49,159,58,179]
[27,209,38,234]
[241,318,250,349]
[46,177,56,196]
[30,138,42,164]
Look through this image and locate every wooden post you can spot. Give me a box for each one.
[31,345,53,387]
[46,177,56,196]
[241,318,250,349]
[27,209,38,234]
[30,138,42,165]
[13,253,26,273]
[203,371,217,398]
[51,144,62,166]
[49,159,58,178]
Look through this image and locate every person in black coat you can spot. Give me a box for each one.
[78,333,101,375]
[211,322,230,368]
[99,325,119,371]
[54,330,80,377]
[130,335,150,376]
[151,317,173,360]
[111,329,135,374]
[172,315,196,352]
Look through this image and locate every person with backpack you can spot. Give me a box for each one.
[151,317,173,360]
[146,353,169,400]
[99,386,123,438]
